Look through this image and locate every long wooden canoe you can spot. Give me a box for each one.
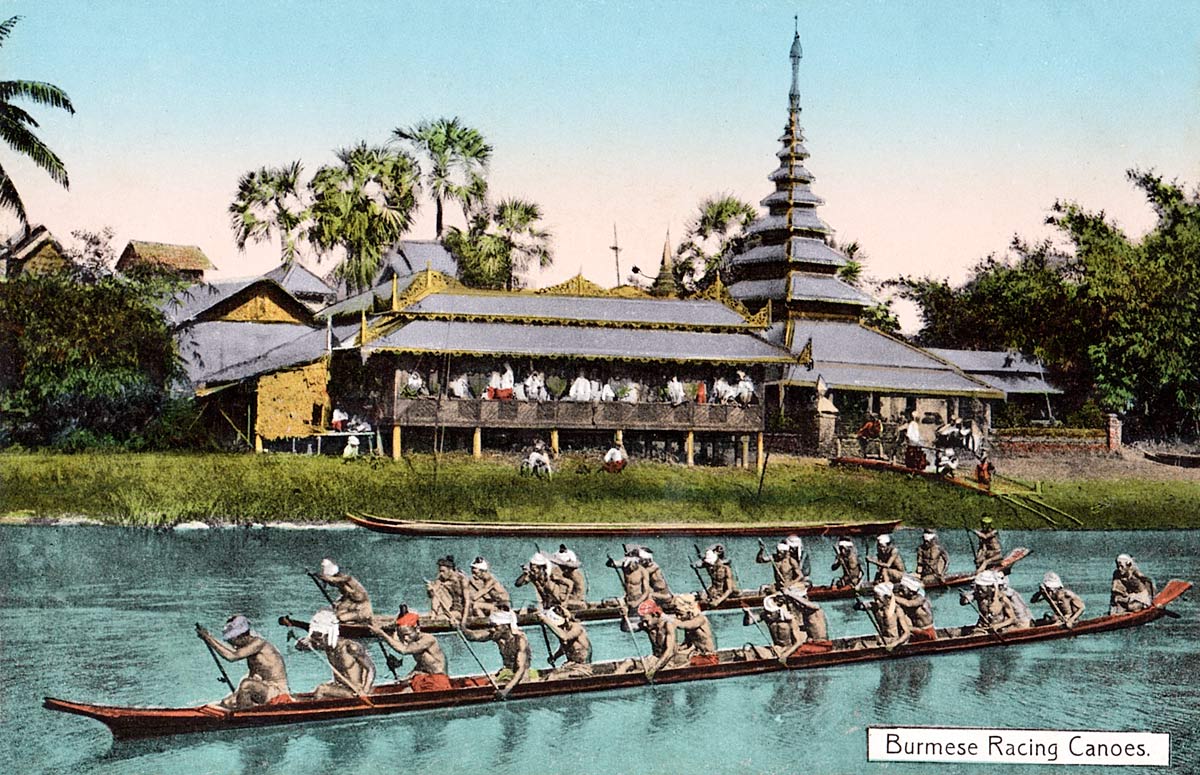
[45,579,1189,740]
[830,456,996,496]
[344,511,902,538]
[1144,451,1200,469]
[279,547,1030,638]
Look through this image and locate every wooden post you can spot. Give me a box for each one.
[740,435,750,469]
[756,432,765,475]
[391,424,401,460]
[686,430,695,467]
[473,427,482,458]
[550,429,560,455]
[614,429,623,445]
[254,434,263,454]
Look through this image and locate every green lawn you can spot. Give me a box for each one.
[1,451,1196,530]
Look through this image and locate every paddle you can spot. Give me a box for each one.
[454,626,504,698]
[530,543,558,665]
[196,623,236,694]
[740,604,784,663]
[307,571,336,605]
[851,592,894,652]
[309,571,399,680]
[1038,584,1074,630]
[607,554,654,684]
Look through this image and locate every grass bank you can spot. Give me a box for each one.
[1,451,1197,530]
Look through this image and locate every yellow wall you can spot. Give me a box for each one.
[19,243,68,276]
[217,288,309,324]
[255,360,330,440]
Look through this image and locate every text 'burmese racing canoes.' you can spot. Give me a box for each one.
[278,547,1031,638]
[344,512,903,538]
[44,581,1189,741]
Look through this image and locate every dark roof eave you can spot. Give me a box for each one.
[363,345,795,366]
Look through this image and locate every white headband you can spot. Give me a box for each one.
[873,582,894,598]
[471,557,489,571]
[877,535,892,546]
[321,559,339,577]
[1043,572,1063,589]
[308,609,340,648]
[488,609,519,629]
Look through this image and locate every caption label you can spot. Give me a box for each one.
[867,726,1169,767]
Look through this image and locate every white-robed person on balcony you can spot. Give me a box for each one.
[735,371,755,404]
[667,376,687,406]
[620,381,641,404]
[569,373,593,402]
[449,373,473,399]
[712,377,736,404]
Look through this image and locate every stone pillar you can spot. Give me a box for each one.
[686,430,695,467]
[1106,413,1122,453]
[817,411,839,456]
[391,425,401,460]
[550,429,560,455]
[756,432,765,475]
[740,435,750,469]
[472,427,482,458]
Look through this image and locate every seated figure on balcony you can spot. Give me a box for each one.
[405,370,427,396]
[569,373,593,402]
[448,373,473,399]
[599,380,617,402]
[667,376,687,406]
[487,364,515,401]
[735,371,755,404]
[524,371,549,403]
[620,381,642,404]
[712,377,735,404]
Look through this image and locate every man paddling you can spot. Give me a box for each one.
[748,593,806,661]
[428,555,472,624]
[781,584,829,644]
[537,604,593,677]
[669,593,718,666]
[830,539,864,588]
[369,608,449,692]
[296,609,376,700]
[462,608,533,699]
[638,546,672,600]
[607,548,651,609]
[972,517,1003,571]
[550,545,588,610]
[619,598,690,677]
[857,582,911,650]
[1031,571,1085,627]
[961,570,1018,633]
[195,615,290,709]
[316,558,373,624]
[756,538,803,591]
[694,544,737,607]
[893,575,937,641]
[516,552,572,609]
[866,534,906,584]
[995,570,1033,628]
[467,557,511,619]
[1110,554,1156,614]
[914,530,949,585]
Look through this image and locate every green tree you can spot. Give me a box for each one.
[393,117,492,238]
[675,195,757,291]
[445,197,553,290]
[229,162,308,264]
[831,239,901,336]
[0,15,75,224]
[308,143,421,293]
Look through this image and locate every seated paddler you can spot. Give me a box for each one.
[467,556,511,619]
[694,543,737,607]
[427,555,471,624]
[537,604,593,677]
[296,608,376,700]
[315,558,373,624]
[196,614,291,709]
[1110,554,1156,614]
[369,605,449,692]
[462,607,534,699]
[1031,571,1085,627]
[550,545,588,609]
[893,574,937,641]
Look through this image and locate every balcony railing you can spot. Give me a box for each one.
[390,397,764,432]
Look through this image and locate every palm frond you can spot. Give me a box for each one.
[0,115,68,186]
[0,16,21,46]
[0,80,75,114]
[0,166,28,224]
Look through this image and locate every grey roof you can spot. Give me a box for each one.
[404,292,748,327]
[760,186,825,208]
[746,210,830,238]
[727,278,788,302]
[175,321,316,384]
[788,273,874,306]
[925,348,1044,374]
[731,237,848,268]
[327,240,459,298]
[317,279,392,319]
[774,135,809,153]
[161,279,258,326]
[972,373,1062,396]
[365,320,795,363]
[203,326,331,385]
[769,164,815,183]
[263,262,335,298]
[781,362,1003,396]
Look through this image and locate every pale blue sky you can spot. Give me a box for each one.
[7,1,1199,318]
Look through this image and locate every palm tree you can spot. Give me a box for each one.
[494,198,552,291]
[229,161,308,264]
[836,240,865,287]
[444,198,553,290]
[676,195,757,291]
[0,16,75,225]
[393,117,491,237]
[308,143,421,293]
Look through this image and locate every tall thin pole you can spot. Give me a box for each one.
[609,224,622,286]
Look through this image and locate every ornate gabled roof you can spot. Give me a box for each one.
[263,262,335,299]
[538,273,610,297]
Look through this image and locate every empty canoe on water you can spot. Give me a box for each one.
[45,579,1190,740]
[278,547,1030,638]
[344,512,903,538]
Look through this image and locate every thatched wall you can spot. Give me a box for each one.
[255,359,329,440]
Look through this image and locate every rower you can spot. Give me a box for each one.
[549,544,588,610]
[781,584,829,644]
[637,546,672,599]
[516,552,572,610]
[606,548,651,609]
[866,534,906,584]
[316,558,373,624]
[461,608,534,699]
[195,615,290,709]
[830,539,864,588]
[893,575,937,642]
[619,598,689,677]
[972,517,1003,571]
[537,604,593,676]
[467,556,511,618]
[915,530,949,585]
[1110,554,1156,614]
[1031,571,1085,626]
[961,570,1018,633]
[369,607,449,692]
[748,593,805,661]
[857,582,911,650]
[995,570,1033,628]
[784,535,811,582]
[296,608,376,700]
[427,555,472,623]
[694,544,737,607]
[756,538,802,591]
[668,593,718,666]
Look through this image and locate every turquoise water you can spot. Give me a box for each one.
[1,525,1196,775]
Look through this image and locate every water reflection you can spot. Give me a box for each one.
[973,647,1019,696]
[872,657,932,711]
[493,703,536,769]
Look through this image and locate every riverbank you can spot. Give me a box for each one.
[2,450,1196,529]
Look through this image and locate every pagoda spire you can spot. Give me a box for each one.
[649,231,680,298]
[789,16,803,115]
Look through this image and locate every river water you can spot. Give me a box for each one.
[1,525,1196,774]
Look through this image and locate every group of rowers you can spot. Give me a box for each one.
[195,521,1158,711]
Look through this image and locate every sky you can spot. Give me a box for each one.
[6,2,1200,328]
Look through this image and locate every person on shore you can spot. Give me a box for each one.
[603,445,627,473]
[550,545,588,609]
[756,538,802,591]
[1109,554,1156,614]
[467,557,511,619]
[972,517,1003,571]
[516,552,572,609]
[902,412,926,469]
[781,584,829,644]
[668,593,718,666]
[914,530,949,585]
[995,571,1033,628]
[866,534,906,584]
[316,558,373,624]
[856,413,884,458]
[196,615,290,709]
[427,555,471,624]
[857,582,910,650]
[537,605,592,677]
[975,451,996,489]
[296,609,375,700]
[1031,571,1086,627]
[462,608,533,699]
[830,539,864,588]
[368,608,449,692]
[522,440,553,478]
[694,544,737,607]
[893,575,937,641]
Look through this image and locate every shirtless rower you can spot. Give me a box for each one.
[995,570,1033,628]
[748,593,805,662]
[893,574,937,641]
[462,608,533,699]
[516,552,572,610]
[784,535,811,582]
[668,593,718,666]
[1110,554,1156,614]
[427,555,472,624]
[607,548,651,609]
[196,615,290,709]
[914,530,949,585]
[857,582,911,650]
[1031,571,1085,626]
[637,546,672,600]
[619,598,691,678]
[973,517,1003,571]
[961,570,1018,633]
[295,608,375,700]
[537,604,593,677]
[756,538,802,591]
[369,607,449,692]
[694,544,737,607]
[467,557,511,618]
[830,539,864,588]
[781,584,829,644]
[315,558,373,624]
[866,534,906,584]
[549,545,588,610]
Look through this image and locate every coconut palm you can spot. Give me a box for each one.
[676,195,758,291]
[445,197,553,290]
[229,161,308,264]
[393,117,491,237]
[0,15,75,225]
[494,198,552,290]
[308,143,421,293]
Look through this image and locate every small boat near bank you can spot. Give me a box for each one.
[344,512,903,538]
[1143,450,1200,469]
[830,456,996,496]
[45,579,1190,740]
[279,548,1029,638]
